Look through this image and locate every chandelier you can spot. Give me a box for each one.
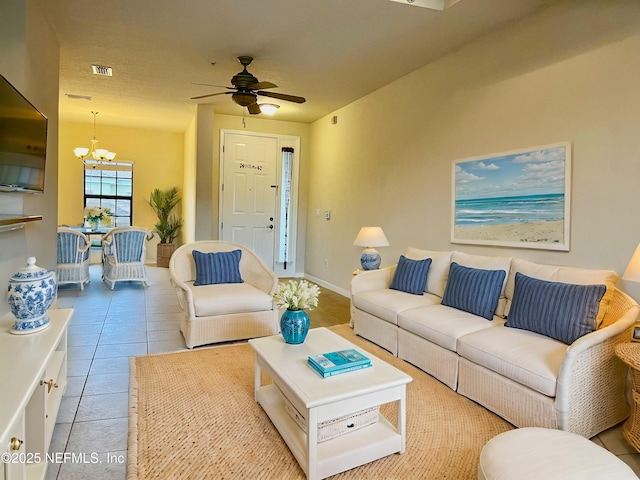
[74,111,116,162]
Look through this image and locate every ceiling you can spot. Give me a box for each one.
[37,0,554,132]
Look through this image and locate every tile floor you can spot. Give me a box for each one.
[47,264,640,479]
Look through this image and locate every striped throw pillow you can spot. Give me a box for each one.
[505,272,606,344]
[441,262,506,320]
[390,255,432,295]
[193,249,243,286]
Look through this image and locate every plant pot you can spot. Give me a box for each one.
[157,243,175,268]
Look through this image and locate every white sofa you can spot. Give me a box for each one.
[351,248,640,438]
[169,241,279,348]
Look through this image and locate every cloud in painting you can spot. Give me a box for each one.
[476,162,500,170]
[455,164,484,183]
[512,147,565,164]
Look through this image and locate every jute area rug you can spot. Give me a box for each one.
[127,324,513,479]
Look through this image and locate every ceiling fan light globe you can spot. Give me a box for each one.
[259,104,279,115]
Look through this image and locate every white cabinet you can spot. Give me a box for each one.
[0,309,72,480]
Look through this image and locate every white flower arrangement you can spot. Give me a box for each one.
[84,206,112,226]
[273,279,320,311]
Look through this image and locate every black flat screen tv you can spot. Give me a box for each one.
[0,74,47,193]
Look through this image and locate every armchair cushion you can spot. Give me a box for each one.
[187,283,273,316]
[193,249,243,286]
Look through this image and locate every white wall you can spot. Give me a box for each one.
[0,0,60,315]
[306,0,640,296]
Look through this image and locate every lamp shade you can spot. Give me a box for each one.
[353,227,390,247]
[623,243,640,283]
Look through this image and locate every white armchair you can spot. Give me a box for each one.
[101,226,151,289]
[56,227,91,290]
[169,241,279,348]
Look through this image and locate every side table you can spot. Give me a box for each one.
[614,342,640,452]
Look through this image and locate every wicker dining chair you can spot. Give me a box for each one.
[101,226,152,289]
[56,227,91,290]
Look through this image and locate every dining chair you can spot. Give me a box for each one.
[101,226,152,289]
[56,227,91,290]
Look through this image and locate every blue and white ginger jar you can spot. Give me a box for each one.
[7,257,56,334]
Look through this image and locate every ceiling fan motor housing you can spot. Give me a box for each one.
[232,91,257,107]
[231,56,258,89]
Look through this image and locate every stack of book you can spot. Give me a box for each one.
[307,349,372,378]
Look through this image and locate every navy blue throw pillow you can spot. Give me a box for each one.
[192,249,243,286]
[441,262,506,320]
[505,272,606,345]
[390,255,432,295]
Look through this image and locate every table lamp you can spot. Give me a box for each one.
[623,243,640,283]
[353,226,390,270]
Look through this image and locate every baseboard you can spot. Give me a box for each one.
[303,273,350,298]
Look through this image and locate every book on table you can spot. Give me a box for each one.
[307,349,371,377]
[307,359,371,377]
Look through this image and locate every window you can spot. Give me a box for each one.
[84,160,133,226]
[278,148,294,268]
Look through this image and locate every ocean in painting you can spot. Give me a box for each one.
[455,193,564,227]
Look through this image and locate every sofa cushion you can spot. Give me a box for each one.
[390,255,432,295]
[405,248,452,297]
[193,249,243,286]
[457,325,568,397]
[352,289,441,325]
[505,273,606,345]
[186,282,272,316]
[451,252,511,317]
[441,262,506,320]
[398,304,504,352]
[504,258,617,327]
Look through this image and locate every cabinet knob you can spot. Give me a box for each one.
[9,437,23,451]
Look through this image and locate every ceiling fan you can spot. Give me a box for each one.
[191,56,306,114]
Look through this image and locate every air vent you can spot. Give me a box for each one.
[91,65,113,77]
[66,94,93,100]
[388,0,461,10]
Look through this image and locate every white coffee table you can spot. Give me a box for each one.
[248,327,412,480]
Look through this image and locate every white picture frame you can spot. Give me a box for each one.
[451,142,571,251]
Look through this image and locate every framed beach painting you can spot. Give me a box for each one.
[451,142,571,251]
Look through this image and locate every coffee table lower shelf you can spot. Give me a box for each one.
[256,384,402,479]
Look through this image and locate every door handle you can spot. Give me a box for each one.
[266,225,274,230]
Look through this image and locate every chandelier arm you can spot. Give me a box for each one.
[74,111,116,163]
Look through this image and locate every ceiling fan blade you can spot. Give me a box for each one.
[247,103,261,115]
[191,82,234,89]
[249,81,277,90]
[190,91,232,100]
[257,91,306,104]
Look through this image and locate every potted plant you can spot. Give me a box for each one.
[148,187,183,267]
[273,279,320,344]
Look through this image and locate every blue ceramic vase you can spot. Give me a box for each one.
[280,309,310,344]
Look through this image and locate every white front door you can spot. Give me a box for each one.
[221,133,278,267]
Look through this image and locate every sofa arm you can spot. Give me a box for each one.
[555,296,639,437]
[351,265,397,296]
[171,278,197,319]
